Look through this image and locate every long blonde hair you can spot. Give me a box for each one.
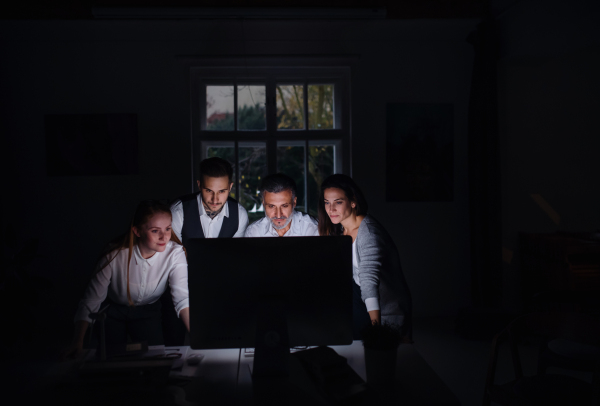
[98,200,183,306]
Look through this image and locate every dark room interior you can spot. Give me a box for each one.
[2,0,600,405]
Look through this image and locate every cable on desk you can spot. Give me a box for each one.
[235,347,242,400]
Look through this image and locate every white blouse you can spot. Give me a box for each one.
[74,241,189,323]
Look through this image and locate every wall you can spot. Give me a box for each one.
[495,0,600,310]
[0,18,477,344]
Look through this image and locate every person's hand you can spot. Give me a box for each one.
[368,310,381,326]
[179,307,190,332]
[61,320,90,361]
[60,341,84,361]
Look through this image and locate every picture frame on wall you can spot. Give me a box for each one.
[386,103,454,202]
[45,113,138,177]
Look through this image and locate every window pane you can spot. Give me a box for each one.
[237,85,266,131]
[206,143,236,199]
[239,142,267,224]
[276,85,304,130]
[206,86,234,131]
[307,143,335,218]
[277,142,306,212]
[308,84,335,130]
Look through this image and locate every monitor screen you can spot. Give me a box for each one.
[187,236,353,350]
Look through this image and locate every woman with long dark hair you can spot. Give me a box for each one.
[318,174,412,339]
[63,200,190,358]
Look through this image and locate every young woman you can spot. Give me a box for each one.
[63,200,190,358]
[318,174,412,340]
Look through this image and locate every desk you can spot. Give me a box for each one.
[32,342,458,406]
[184,341,460,405]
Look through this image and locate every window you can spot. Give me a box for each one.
[191,65,351,222]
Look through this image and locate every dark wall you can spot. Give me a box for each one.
[1,19,476,346]
[495,0,600,310]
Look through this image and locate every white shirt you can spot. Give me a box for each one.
[170,195,249,240]
[353,240,380,312]
[244,210,319,237]
[74,241,189,323]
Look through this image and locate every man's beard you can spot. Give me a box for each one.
[203,201,225,220]
[269,214,293,230]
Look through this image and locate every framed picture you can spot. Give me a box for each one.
[45,113,138,177]
[386,103,453,202]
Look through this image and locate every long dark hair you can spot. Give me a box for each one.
[98,200,183,306]
[318,174,369,236]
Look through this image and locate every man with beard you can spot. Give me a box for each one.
[244,173,318,237]
[164,157,249,345]
[171,157,249,244]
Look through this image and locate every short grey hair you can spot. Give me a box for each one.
[260,173,297,201]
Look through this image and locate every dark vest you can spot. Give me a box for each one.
[180,193,240,247]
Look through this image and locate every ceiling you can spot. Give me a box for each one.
[2,0,485,20]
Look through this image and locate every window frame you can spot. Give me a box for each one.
[190,60,352,216]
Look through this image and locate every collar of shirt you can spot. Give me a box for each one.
[134,244,159,266]
[197,194,230,220]
[264,210,301,236]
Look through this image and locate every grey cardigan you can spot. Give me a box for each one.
[355,215,412,332]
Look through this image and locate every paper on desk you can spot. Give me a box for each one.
[166,346,204,378]
[83,345,165,360]
[82,345,201,377]
[146,345,166,357]
[84,345,173,362]
[161,346,188,371]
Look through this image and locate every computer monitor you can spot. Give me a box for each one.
[187,236,353,355]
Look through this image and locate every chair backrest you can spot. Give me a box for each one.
[507,312,600,347]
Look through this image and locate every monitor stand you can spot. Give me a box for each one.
[250,297,335,405]
[252,296,289,378]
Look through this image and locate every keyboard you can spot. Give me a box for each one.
[243,346,314,357]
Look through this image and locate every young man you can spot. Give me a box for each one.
[171,157,249,244]
[164,157,248,345]
[244,173,318,237]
